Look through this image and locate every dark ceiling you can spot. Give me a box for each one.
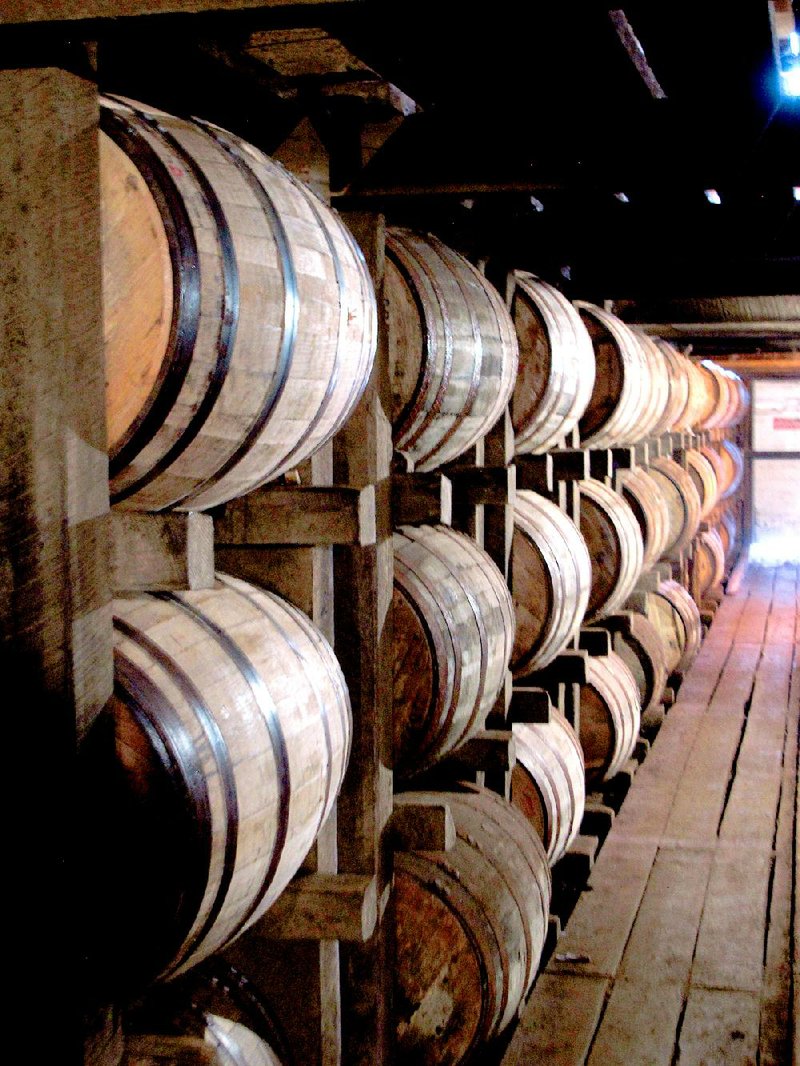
[10,0,798,343]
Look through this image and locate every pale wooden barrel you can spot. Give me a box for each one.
[655,339,691,432]
[647,455,702,557]
[512,710,586,865]
[575,301,653,446]
[617,466,672,571]
[692,528,726,602]
[631,329,672,438]
[393,525,515,777]
[640,578,703,675]
[101,96,376,511]
[718,509,740,566]
[87,574,351,989]
[685,448,719,520]
[695,360,739,430]
[578,478,644,623]
[677,356,715,432]
[394,785,551,1064]
[580,651,641,787]
[726,371,750,426]
[205,1016,282,1066]
[386,228,519,471]
[605,611,669,734]
[510,272,596,453]
[511,490,592,675]
[699,444,728,501]
[716,440,745,500]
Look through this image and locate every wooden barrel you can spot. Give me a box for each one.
[639,578,703,675]
[393,525,515,777]
[692,528,726,601]
[580,651,641,788]
[655,339,691,432]
[578,478,644,623]
[617,466,671,571]
[511,710,586,865]
[394,784,551,1064]
[631,329,672,437]
[101,97,376,511]
[676,356,714,432]
[699,444,728,502]
[603,612,669,734]
[124,958,293,1066]
[726,371,750,426]
[511,490,591,675]
[386,228,519,471]
[685,448,719,520]
[716,439,745,500]
[124,1021,282,1066]
[718,509,740,566]
[647,455,702,556]
[510,272,596,454]
[575,302,655,446]
[204,1016,283,1066]
[695,360,741,430]
[83,574,351,991]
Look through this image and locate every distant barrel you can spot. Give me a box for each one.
[578,478,644,622]
[511,272,596,453]
[580,651,641,788]
[386,228,519,471]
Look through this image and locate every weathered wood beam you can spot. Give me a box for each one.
[2,0,360,22]
[110,511,214,592]
[250,873,378,943]
[215,484,377,546]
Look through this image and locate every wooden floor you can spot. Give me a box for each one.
[504,562,799,1066]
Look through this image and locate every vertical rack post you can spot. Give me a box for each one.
[0,63,116,1065]
[332,210,394,1066]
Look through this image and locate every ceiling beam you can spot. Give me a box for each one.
[0,0,359,23]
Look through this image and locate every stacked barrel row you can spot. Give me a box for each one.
[384,240,749,1062]
[90,95,750,1066]
[87,95,379,1034]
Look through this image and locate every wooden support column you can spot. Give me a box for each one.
[333,210,394,1066]
[0,66,115,1064]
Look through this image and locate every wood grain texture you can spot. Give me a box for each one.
[618,465,671,571]
[2,0,346,21]
[394,786,550,1064]
[576,302,665,446]
[578,477,644,623]
[386,228,519,471]
[511,708,586,864]
[579,651,642,787]
[102,96,376,511]
[393,524,514,776]
[110,511,214,591]
[510,272,596,454]
[85,575,351,989]
[648,455,702,557]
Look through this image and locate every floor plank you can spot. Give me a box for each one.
[678,988,761,1066]
[500,974,609,1066]
[504,567,797,1065]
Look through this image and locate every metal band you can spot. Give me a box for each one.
[113,614,239,975]
[398,852,497,1056]
[113,646,211,977]
[394,552,460,768]
[177,124,299,506]
[102,105,201,483]
[215,574,334,837]
[407,522,494,741]
[273,162,348,472]
[419,236,485,469]
[157,591,291,941]
[387,231,454,454]
[107,102,241,509]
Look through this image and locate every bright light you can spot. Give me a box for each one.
[614,191,630,203]
[529,196,545,212]
[781,64,800,97]
[750,534,800,565]
[794,186,800,201]
[704,188,722,205]
[790,31,800,56]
